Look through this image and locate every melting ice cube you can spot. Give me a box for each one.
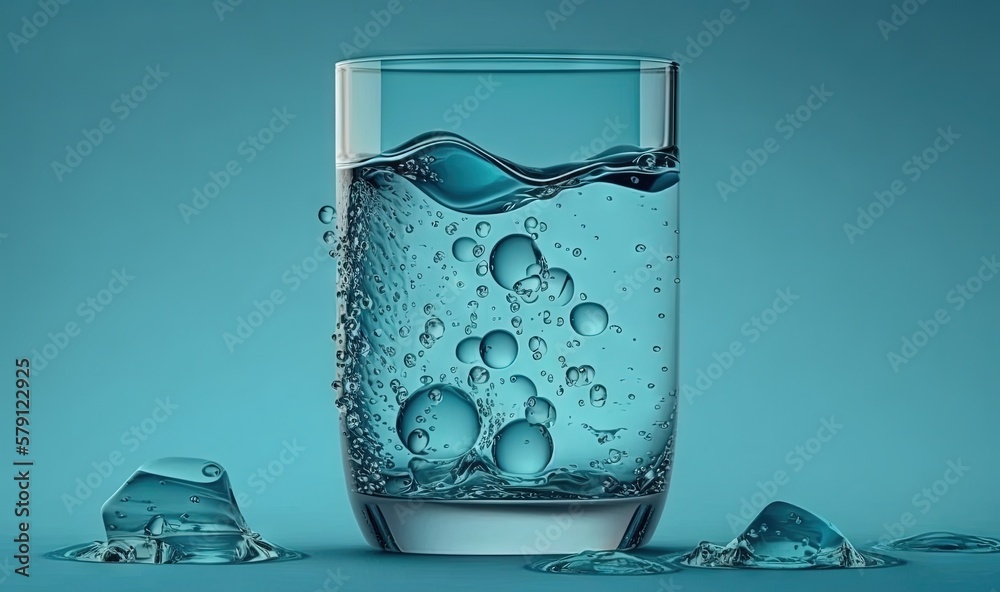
[528,550,677,575]
[675,501,898,569]
[47,457,304,564]
[876,531,1000,553]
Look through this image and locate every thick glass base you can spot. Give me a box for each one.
[347,492,666,555]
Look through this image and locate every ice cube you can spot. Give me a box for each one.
[675,501,898,569]
[47,458,303,564]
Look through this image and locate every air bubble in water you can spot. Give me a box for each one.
[509,374,537,400]
[542,268,574,306]
[489,234,544,290]
[572,248,582,257]
[397,383,479,459]
[318,206,334,224]
[201,463,222,478]
[406,429,429,454]
[424,317,445,339]
[452,237,478,262]
[479,330,518,369]
[590,384,608,407]
[476,261,488,276]
[403,354,416,368]
[456,337,482,364]
[323,231,335,244]
[476,285,489,297]
[528,336,547,359]
[475,221,491,238]
[524,217,538,232]
[636,244,646,252]
[492,419,553,475]
[525,396,557,428]
[570,302,609,336]
[469,366,490,385]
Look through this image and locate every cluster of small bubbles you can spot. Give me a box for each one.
[318,206,335,224]
[565,365,595,387]
[475,221,491,238]
[590,384,608,407]
[528,336,547,359]
[524,217,538,237]
[189,496,200,504]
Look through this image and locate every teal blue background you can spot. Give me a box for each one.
[2,0,998,590]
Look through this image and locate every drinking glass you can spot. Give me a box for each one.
[330,54,679,555]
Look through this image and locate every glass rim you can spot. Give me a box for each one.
[336,53,679,73]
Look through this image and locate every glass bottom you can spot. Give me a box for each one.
[347,491,666,555]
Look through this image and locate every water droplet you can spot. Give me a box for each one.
[201,463,222,478]
[570,302,609,336]
[318,206,335,224]
[452,237,478,262]
[635,244,646,252]
[406,428,430,454]
[489,234,545,290]
[492,419,553,474]
[397,383,479,459]
[475,221,491,238]
[525,396,556,427]
[456,336,481,363]
[590,384,608,407]
[479,330,518,369]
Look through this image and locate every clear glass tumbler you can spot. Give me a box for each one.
[331,54,679,555]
